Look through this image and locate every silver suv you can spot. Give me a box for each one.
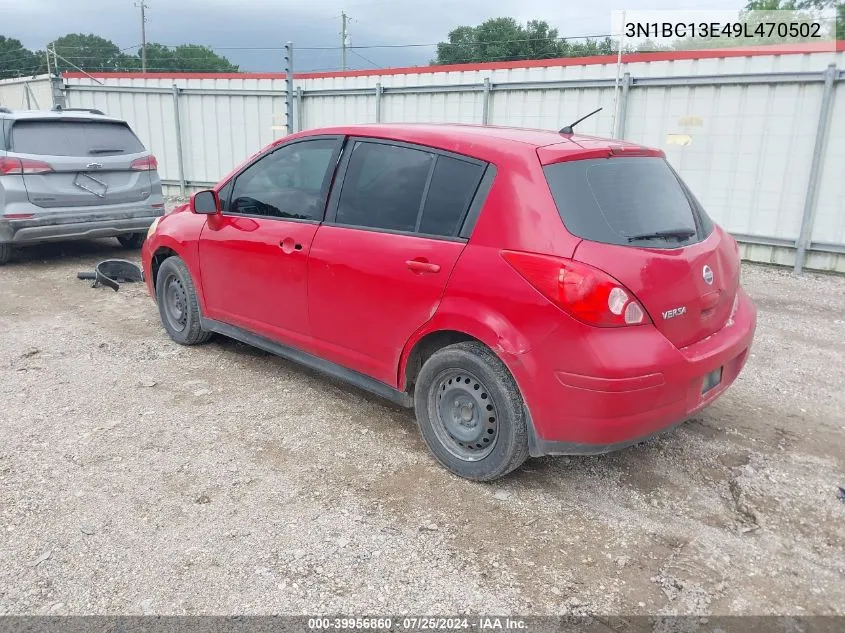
[0,107,164,264]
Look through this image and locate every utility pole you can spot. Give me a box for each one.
[135,0,149,72]
[340,11,349,71]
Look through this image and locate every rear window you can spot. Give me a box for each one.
[419,156,485,237]
[543,157,712,248]
[10,120,145,157]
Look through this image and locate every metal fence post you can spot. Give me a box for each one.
[50,75,66,109]
[794,63,837,274]
[171,84,186,198]
[481,77,491,125]
[615,72,631,139]
[375,82,383,123]
[295,86,304,131]
[284,41,294,136]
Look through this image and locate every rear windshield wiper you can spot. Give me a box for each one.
[88,148,125,155]
[627,228,696,242]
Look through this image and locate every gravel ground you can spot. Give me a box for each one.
[0,239,843,616]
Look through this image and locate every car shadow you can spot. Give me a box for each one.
[6,239,133,266]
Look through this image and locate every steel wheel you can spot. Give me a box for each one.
[430,368,499,461]
[162,272,188,333]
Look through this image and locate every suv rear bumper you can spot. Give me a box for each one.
[0,205,163,245]
[509,288,757,456]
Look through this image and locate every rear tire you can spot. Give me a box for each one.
[117,233,146,249]
[0,244,11,265]
[155,256,212,345]
[414,341,529,481]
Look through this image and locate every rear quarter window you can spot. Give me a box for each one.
[10,120,146,157]
[543,157,712,248]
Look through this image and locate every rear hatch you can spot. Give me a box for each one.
[9,118,154,208]
[543,154,739,349]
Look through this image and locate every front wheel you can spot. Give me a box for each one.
[414,341,529,481]
[155,256,212,345]
[117,233,146,249]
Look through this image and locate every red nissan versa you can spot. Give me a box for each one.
[142,123,756,481]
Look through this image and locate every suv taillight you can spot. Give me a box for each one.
[0,157,54,175]
[501,250,651,327]
[130,155,158,171]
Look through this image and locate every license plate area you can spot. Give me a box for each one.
[701,367,723,395]
[73,172,109,198]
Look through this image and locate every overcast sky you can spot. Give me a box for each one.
[1,0,745,72]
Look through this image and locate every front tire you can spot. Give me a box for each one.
[117,233,146,249]
[155,256,212,345]
[414,341,529,481]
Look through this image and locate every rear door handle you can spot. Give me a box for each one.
[406,259,441,274]
[279,237,303,254]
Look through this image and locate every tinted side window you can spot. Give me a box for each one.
[419,156,484,237]
[10,121,145,156]
[230,139,337,221]
[335,142,434,232]
[217,180,233,213]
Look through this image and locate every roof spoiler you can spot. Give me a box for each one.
[52,105,106,115]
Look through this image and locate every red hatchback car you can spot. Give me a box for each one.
[142,123,756,480]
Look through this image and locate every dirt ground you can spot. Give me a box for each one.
[0,239,843,616]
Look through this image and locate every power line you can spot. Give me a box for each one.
[149,33,614,51]
[1,33,621,76]
[350,49,383,69]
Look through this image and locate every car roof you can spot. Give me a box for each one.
[294,123,653,163]
[0,109,126,124]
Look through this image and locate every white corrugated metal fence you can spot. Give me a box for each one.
[21,49,845,271]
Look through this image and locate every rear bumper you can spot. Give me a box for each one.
[0,206,163,244]
[509,288,757,456]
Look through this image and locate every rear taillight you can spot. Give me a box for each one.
[0,157,53,175]
[130,155,158,171]
[501,250,651,327]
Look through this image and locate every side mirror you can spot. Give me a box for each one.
[192,190,219,215]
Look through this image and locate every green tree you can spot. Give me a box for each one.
[750,0,844,39]
[51,33,131,72]
[434,18,613,64]
[126,43,238,72]
[742,0,842,40]
[15,33,240,74]
[0,35,41,79]
[566,37,615,56]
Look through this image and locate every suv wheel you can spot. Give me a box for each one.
[155,256,212,345]
[0,244,11,265]
[414,341,529,481]
[117,233,146,249]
